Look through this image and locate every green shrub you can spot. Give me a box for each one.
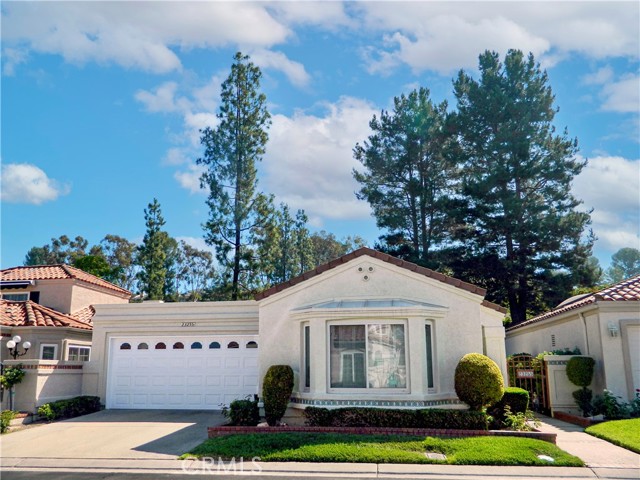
[454,353,504,411]
[262,365,294,426]
[0,410,16,433]
[303,407,488,430]
[566,357,595,387]
[501,406,540,432]
[37,396,101,422]
[488,387,529,428]
[592,390,632,420]
[0,365,26,389]
[223,396,260,426]
[566,356,595,417]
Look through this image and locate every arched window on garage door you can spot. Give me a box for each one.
[120,343,131,350]
[227,341,239,349]
[191,342,203,349]
[155,342,167,350]
[209,341,221,349]
[173,342,184,349]
[138,343,149,350]
[246,341,258,349]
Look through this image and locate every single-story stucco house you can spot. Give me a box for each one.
[86,248,507,411]
[506,275,640,403]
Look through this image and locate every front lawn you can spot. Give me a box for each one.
[585,419,640,454]
[183,433,583,466]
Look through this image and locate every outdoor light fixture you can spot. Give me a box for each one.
[6,335,31,359]
[608,322,619,338]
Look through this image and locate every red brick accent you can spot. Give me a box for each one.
[20,364,83,370]
[207,426,556,444]
[553,411,597,428]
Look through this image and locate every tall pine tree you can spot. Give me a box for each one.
[353,88,456,266]
[197,52,272,300]
[451,50,593,324]
[137,198,169,300]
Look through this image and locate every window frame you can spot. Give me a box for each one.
[40,343,58,360]
[301,323,311,391]
[1,293,29,302]
[327,320,409,393]
[425,322,435,390]
[68,345,91,361]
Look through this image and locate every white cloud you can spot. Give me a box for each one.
[573,155,640,251]
[250,49,311,88]
[174,163,206,194]
[601,76,640,113]
[2,2,290,74]
[176,236,215,254]
[135,82,187,113]
[0,163,70,205]
[582,66,614,86]
[263,96,376,221]
[356,2,639,75]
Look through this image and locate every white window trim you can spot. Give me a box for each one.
[40,343,58,360]
[301,323,311,392]
[68,344,91,361]
[327,319,409,393]
[425,320,437,393]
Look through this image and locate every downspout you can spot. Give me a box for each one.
[579,312,590,355]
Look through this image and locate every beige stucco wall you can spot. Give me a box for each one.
[2,278,129,314]
[258,256,506,408]
[1,359,84,413]
[84,301,259,403]
[0,326,92,363]
[506,303,640,402]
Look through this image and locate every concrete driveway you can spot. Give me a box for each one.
[1,409,224,460]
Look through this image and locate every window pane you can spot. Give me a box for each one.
[304,326,310,389]
[42,346,56,360]
[425,325,434,388]
[330,325,366,388]
[367,324,406,388]
[68,347,79,361]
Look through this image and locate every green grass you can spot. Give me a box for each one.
[183,433,584,466]
[586,419,640,454]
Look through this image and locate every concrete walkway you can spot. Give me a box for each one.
[536,415,639,479]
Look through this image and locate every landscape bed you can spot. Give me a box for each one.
[185,432,583,466]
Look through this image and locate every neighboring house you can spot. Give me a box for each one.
[87,248,507,412]
[0,265,131,411]
[506,275,640,403]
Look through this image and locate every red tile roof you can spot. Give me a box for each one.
[255,247,507,313]
[72,305,96,324]
[1,265,131,297]
[1,300,93,330]
[507,275,640,332]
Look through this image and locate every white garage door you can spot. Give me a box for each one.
[628,326,640,392]
[107,336,259,409]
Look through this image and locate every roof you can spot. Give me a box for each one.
[507,274,640,332]
[255,247,507,313]
[1,299,93,330]
[1,264,131,297]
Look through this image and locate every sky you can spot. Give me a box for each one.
[1,1,639,271]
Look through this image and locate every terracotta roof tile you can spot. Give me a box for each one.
[255,247,503,312]
[507,274,640,332]
[1,300,93,330]
[71,305,96,324]
[1,265,131,297]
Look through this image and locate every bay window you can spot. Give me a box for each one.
[329,322,407,389]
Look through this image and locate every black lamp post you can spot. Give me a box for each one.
[6,335,31,360]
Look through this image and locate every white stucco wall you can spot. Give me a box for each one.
[84,301,259,403]
[258,255,506,408]
[505,302,640,402]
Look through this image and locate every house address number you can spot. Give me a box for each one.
[516,369,535,378]
[181,322,196,327]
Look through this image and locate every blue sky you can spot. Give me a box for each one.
[2,1,639,271]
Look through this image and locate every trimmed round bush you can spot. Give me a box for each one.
[262,365,294,426]
[455,353,504,411]
[499,387,530,414]
[566,356,595,387]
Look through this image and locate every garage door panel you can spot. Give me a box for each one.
[108,336,259,409]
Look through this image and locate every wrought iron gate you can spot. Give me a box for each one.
[507,354,550,414]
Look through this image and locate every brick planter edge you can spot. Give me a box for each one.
[207,425,556,444]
